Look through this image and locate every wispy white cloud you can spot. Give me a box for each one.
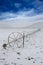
[0,8,38,20]
[14,3,21,8]
[18,8,37,16]
[0,12,18,20]
[0,11,43,29]
[0,8,43,21]
[32,0,43,13]
[0,7,43,29]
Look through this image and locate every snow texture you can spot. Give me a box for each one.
[0,25,43,65]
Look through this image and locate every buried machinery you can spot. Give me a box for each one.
[3,29,40,49]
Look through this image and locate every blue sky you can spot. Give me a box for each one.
[0,0,43,13]
[0,0,43,21]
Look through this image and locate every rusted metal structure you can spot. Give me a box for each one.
[3,29,41,49]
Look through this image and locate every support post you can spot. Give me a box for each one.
[23,33,25,48]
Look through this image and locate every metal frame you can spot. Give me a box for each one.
[3,28,40,48]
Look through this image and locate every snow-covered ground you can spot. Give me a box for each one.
[0,27,43,65]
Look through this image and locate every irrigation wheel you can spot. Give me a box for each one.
[8,32,23,47]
